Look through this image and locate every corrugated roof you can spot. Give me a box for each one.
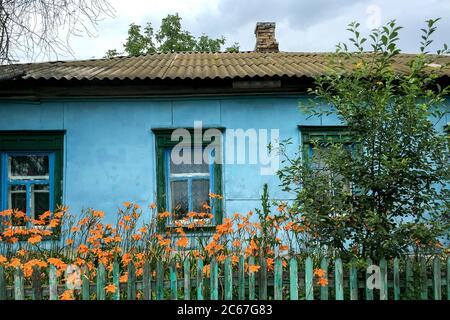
[1,51,449,81]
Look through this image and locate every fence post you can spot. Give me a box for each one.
[406,257,413,298]
[350,260,358,300]
[113,260,120,300]
[143,260,151,300]
[259,256,267,300]
[365,258,373,300]
[335,258,343,300]
[127,262,136,300]
[196,258,203,300]
[393,257,400,300]
[305,256,313,300]
[31,266,42,300]
[224,257,232,300]
[379,258,387,300]
[447,256,450,300]
[320,258,329,300]
[210,257,218,300]
[238,255,245,300]
[289,257,298,300]
[420,256,428,300]
[274,258,283,300]
[49,265,58,300]
[169,260,177,300]
[248,256,255,301]
[0,266,5,300]
[96,263,106,300]
[156,260,164,300]
[183,258,190,300]
[433,256,441,300]
[14,267,24,300]
[82,265,90,300]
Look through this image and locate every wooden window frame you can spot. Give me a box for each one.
[153,128,223,231]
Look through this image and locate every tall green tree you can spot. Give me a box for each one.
[277,19,449,260]
[105,13,239,57]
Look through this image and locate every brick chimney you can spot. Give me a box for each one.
[254,22,279,53]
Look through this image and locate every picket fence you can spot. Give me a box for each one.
[0,255,448,300]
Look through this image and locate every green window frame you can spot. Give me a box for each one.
[0,131,64,231]
[299,125,352,164]
[153,128,223,231]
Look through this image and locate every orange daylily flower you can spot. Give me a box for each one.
[313,268,326,278]
[105,284,117,294]
[176,237,189,248]
[249,265,261,273]
[60,289,75,300]
[28,235,43,244]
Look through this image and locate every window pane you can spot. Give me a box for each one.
[9,185,27,226]
[170,148,210,174]
[32,184,50,220]
[192,179,210,213]
[170,180,189,220]
[9,155,49,177]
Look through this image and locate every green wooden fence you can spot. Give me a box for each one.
[0,255,448,300]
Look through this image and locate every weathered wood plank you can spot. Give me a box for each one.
[305,256,313,300]
[393,257,400,300]
[156,260,164,300]
[113,260,120,300]
[379,258,387,300]
[289,257,298,300]
[433,256,441,300]
[31,266,42,300]
[14,267,24,300]
[248,256,255,300]
[224,257,232,300]
[143,260,151,300]
[197,258,204,300]
[238,255,245,300]
[420,257,428,300]
[48,265,58,300]
[335,258,343,300]
[183,258,190,300]
[350,260,358,300]
[259,257,267,300]
[365,258,373,300]
[169,260,177,300]
[82,265,90,300]
[210,258,218,300]
[127,262,136,300]
[274,258,283,300]
[96,263,106,300]
[0,266,6,300]
[320,258,329,300]
[406,257,413,298]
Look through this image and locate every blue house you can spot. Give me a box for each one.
[0,22,448,229]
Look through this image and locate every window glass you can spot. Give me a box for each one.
[170,148,210,174]
[192,179,210,213]
[170,180,189,220]
[9,155,49,178]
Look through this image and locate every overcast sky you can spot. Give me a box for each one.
[64,0,449,60]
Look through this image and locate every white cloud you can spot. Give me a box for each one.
[51,0,450,61]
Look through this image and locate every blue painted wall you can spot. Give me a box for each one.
[0,95,448,224]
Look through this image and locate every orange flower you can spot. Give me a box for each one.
[48,219,60,228]
[279,245,289,252]
[119,273,128,283]
[317,277,328,286]
[66,239,74,246]
[133,204,140,209]
[249,265,261,273]
[313,268,326,278]
[139,227,148,233]
[71,226,80,233]
[232,239,241,247]
[48,258,67,270]
[217,255,227,263]
[77,244,89,254]
[266,258,274,270]
[28,235,42,244]
[105,284,117,294]
[92,210,105,218]
[231,255,239,265]
[60,289,75,300]
[132,234,142,241]
[176,237,189,248]
[123,215,131,222]
[0,209,12,217]
[17,249,27,257]
[78,217,89,226]
[158,211,171,219]
[0,255,7,265]
[123,201,132,208]
[122,253,132,266]
[149,203,156,209]
[8,258,21,268]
